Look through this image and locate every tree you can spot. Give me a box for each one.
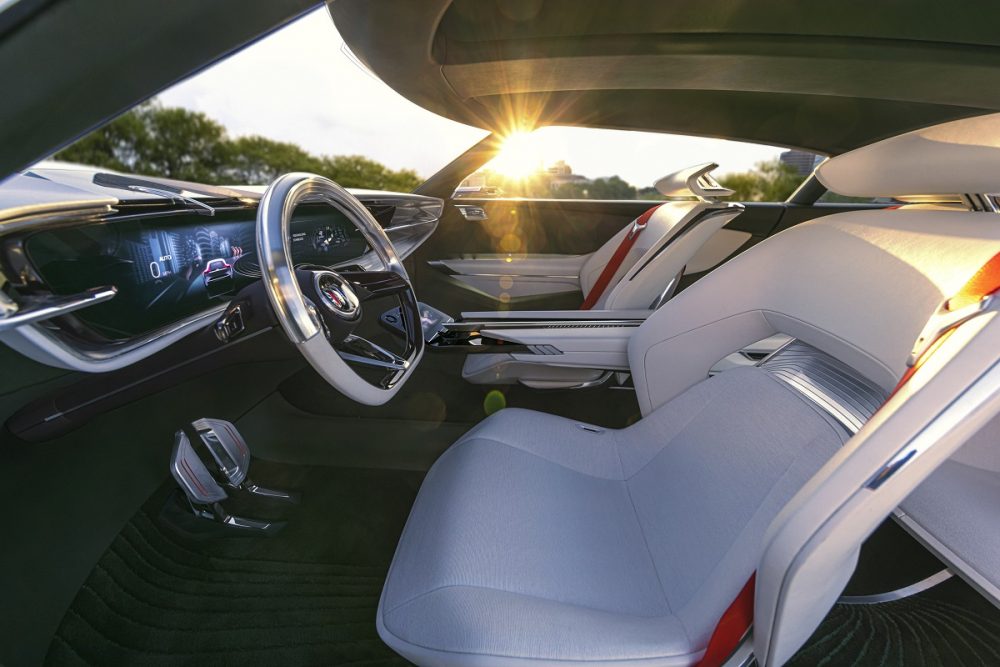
[550,176,635,200]
[222,136,323,184]
[717,159,805,202]
[321,155,421,192]
[55,101,423,191]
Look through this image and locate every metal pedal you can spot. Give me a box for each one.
[169,418,298,533]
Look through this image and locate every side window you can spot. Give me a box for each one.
[455,127,817,202]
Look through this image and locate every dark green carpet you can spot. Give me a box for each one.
[45,461,421,666]
[788,520,1000,666]
[787,577,1000,666]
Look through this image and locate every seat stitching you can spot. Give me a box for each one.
[459,435,624,480]
[383,582,678,622]
[674,436,819,617]
[622,375,728,482]
[618,460,692,646]
[380,602,704,664]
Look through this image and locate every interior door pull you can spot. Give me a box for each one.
[456,204,488,221]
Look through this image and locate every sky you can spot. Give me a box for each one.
[160,7,787,188]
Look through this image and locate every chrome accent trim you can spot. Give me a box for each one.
[0,286,117,332]
[338,334,410,371]
[759,340,888,434]
[866,355,1000,490]
[960,193,1000,213]
[445,319,643,332]
[456,204,488,221]
[0,304,227,371]
[837,569,953,605]
[0,206,113,238]
[650,267,684,309]
[723,632,756,667]
[569,370,615,390]
[313,271,361,320]
[909,295,992,366]
[527,344,562,355]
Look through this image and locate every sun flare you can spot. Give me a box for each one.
[489,131,542,179]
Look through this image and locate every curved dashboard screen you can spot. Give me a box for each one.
[25,204,370,340]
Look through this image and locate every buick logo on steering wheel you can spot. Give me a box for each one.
[314,272,360,319]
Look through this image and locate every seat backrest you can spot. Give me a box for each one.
[578,163,743,310]
[625,112,1000,665]
[628,208,1000,414]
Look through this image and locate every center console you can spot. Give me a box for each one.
[382,303,650,388]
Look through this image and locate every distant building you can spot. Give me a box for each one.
[546,160,589,190]
[779,150,823,176]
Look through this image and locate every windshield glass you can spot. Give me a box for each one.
[44,8,489,190]
[463,127,817,202]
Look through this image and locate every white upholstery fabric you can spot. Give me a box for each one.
[383,205,1000,666]
[629,209,1000,415]
[816,112,1000,197]
[378,366,847,666]
[579,201,739,309]
[900,413,1000,600]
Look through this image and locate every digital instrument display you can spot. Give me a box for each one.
[25,205,369,339]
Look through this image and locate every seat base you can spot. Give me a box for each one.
[379,367,848,666]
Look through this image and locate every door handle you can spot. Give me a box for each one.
[455,204,488,221]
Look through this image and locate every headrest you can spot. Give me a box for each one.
[817,113,1000,197]
[654,162,733,200]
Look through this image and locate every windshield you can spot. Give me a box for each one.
[44,8,489,191]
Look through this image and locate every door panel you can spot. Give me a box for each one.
[410,198,881,317]
[412,198,654,314]
[427,254,586,305]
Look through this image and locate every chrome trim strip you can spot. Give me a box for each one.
[867,356,1000,490]
[837,569,953,605]
[0,304,227,371]
[0,286,117,332]
[759,340,888,434]
[569,370,615,389]
[445,319,643,332]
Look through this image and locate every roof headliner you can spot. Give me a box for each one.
[330,0,1000,154]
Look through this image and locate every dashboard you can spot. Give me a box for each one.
[23,204,399,340]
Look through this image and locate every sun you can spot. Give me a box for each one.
[489,131,542,179]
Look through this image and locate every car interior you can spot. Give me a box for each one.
[3,2,1000,667]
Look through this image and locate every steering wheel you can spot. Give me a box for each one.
[255,173,424,405]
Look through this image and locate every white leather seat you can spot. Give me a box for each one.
[381,115,1000,666]
[380,369,847,666]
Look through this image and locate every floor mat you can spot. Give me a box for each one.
[787,577,1000,666]
[45,461,421,666]
[788,520,1000,666]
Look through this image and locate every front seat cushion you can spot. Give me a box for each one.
[378,366,847,666]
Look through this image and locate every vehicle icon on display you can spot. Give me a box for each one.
[202,258,235,297]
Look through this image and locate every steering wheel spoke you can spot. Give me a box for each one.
[340,270,410,301]
[256,173,424,405]
[336,334,410,370]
